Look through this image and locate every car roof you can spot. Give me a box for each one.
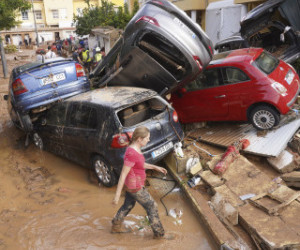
[209,48,264,66]
[66,87,157,109]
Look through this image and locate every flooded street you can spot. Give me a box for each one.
[0,50,216,249]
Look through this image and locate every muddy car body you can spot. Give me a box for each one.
[32,87,184,187]
[170,48,300,130]
[7,58,90,132]
[214,0,300,65]
[90,0,213,95]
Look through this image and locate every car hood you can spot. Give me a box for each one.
[241,0,300,36]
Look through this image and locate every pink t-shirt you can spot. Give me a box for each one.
[124,147,146,190]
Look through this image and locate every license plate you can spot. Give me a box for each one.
[151,141,174,159]
[41,73,66,86]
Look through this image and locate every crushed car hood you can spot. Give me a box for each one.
[241,0,300,36]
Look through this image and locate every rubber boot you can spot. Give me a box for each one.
[111,221,131,234]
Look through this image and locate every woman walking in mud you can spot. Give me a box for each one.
[112,126,170,239]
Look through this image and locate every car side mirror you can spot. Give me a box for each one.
[3,95,8,101]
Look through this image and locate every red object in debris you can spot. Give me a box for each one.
[213,145,239,175]
[213,139,250,175]
[240,139,250,150]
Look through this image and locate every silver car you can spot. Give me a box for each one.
[90,0,213,96]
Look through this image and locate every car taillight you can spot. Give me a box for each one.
[193,56,203,71]
[111,132,133,148]
[12,78,28,96]
[135,16,160,27]
[172,110,179,122]
[271,82,287,96]
[75,63,85,77]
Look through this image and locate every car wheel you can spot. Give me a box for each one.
[17,112,33,132]
[250,105,280,130]
[92,155,117,187]
[32,132,43,150]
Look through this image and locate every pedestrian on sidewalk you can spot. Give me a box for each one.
[112,126,169,239]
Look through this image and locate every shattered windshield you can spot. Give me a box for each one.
[253,51,279,74]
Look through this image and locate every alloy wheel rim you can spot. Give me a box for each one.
[253,110,275,129]
[94,160,111,184]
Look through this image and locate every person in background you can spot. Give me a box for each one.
[92,47,102,69]
[56,42,62,56]
[36,49,45,63]
[100,47,106,59]
[72,47,83,64]
[112,126,172,239]
[81,47,92,73]
[45,46,56,59]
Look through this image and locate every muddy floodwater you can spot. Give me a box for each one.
[0,120,216,249]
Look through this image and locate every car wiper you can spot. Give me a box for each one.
[19,59,73,74]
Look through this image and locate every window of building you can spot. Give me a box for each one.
[22,11,29,20]
[60,8,67,19]
[52,9,59,19]
[35,10,42,20]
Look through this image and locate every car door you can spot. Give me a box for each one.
[62,103,98,166]
[220,66,252,120]
[39,102,68,156]
[171,67,229,123]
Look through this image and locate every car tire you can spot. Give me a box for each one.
[32,132,43,150]
[249,105,280,130]
[17,112,33,132]
[92,155,117,187]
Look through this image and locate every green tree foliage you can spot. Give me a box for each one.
[0,0,31,31]
[73,0,140,36]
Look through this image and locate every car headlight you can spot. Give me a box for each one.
[271,82,287,96]
[285,70,295,85]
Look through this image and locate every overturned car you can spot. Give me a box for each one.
[214,0,300,65]
[90,0,214,95]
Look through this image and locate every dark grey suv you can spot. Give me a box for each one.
[32,87,184,187]
[90,0,213,96]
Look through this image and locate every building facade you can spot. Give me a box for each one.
[1,0,125,46]
[169,0,265,29]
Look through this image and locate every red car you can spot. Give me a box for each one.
[170,48,300,130]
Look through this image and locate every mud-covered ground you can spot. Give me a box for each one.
[0,49,216,249]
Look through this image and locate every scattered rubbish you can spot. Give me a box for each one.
[187,175,201,188]
[267,150,300,173]
[169,208,183,225]
[174,142,184,158]
[239,193,256,201]
[186,157,201,174]
[281,171,300,188]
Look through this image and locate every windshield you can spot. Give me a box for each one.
[254,51,279,74]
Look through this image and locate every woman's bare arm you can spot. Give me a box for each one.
[112,166,131,205]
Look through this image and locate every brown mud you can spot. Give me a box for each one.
[0,49,216,249]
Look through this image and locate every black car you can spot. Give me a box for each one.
[214,0,300,65]
[90,0,213,96]
[32,87,184,187]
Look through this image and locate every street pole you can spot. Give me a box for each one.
[31,0,39,47]
[0,37,8,79]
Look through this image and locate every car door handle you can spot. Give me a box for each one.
[214,95,226,98]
